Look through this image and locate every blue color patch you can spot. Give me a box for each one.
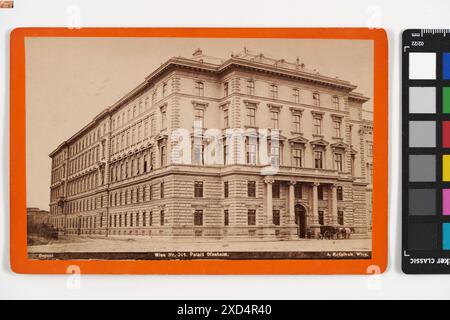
[444,53,450,80]
[443,223,450,250]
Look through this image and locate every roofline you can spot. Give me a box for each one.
[348,92,370,102]
[49,55,367,158]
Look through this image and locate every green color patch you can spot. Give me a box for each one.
[444,87,450,114]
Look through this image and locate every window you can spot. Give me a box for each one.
[246,140,257,165]
[152,91,157,105]
[149,211,153,226]
[273,210,280,226]
[270,144,280,166]
[314,151,323,169]
[318,210,324,225]
[247,107,256,127]
[194,181,204,198]
[314,117,322,135]
[194,210,203,226]
[223,82,229,96]
[195,81,204,96]
[335,153,343,172]
[293,114,301,132]
[294,183,302,199]
[318,185,324,200]
[150,117,156,135]
[247,80,255,95]
[333,96,339,109]
[292,88,300,103]
[160,210,165,226]
[333,121,341,138]
[247,209,256,226]
[162,82,167,97]
[338,211,344,225]
[368,143,373,157]
[272,182,280,199]
[160,145,166,166]
[224,210,229,226]
[292,148,303,168]
[160,182,164,199]
[194,109,204,128]
[313,92,320,106]
[161,110,167,129]
[270,111,279,129]
[269,84,278,99]
[193,142,204,165]
[367,163,373,184]
[224,181,229,198]
[133,105,137,118]
[247,181,256,197]
[143,156,148,173]
[223,109,229,128]
[142,212,146,227]
[337,186,343,201]
[351,154,355,175]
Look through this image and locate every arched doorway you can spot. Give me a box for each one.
[295,204,307,238]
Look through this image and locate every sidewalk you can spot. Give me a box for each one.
[28,235,372,253]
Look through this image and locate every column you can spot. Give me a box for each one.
[288,180,296,224]
[331,184,338,226]
[264,177,274,225]
[312,182,319,225]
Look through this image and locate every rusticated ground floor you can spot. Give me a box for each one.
[49,170,372,240]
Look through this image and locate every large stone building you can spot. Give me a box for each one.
[48,49,373,239]
[27,207,50,228]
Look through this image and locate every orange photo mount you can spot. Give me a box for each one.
[10,28,388,275]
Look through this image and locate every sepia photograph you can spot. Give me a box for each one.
[25,37,374,260]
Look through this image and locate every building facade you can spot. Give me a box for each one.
[48,49,373,239]
[27,207,50,228]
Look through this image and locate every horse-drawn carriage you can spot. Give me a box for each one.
[317,226,353,240]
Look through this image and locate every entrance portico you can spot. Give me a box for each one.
[264,177,342,238]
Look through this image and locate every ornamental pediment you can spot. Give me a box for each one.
[267,131,287,141]
[331,142,349,150]
[289,135,309,144]
[310,138,329,147]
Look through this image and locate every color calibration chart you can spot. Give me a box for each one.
[402,29,450,274]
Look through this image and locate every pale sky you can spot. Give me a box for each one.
[25,37,373,210]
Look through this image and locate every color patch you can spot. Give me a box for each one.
[409,155,436,182]
[409,87,436,114]
[444,53,450,80]
[444,87,450,114]
[443,121,450,148]
[409,52,436,80]
[408,223,437,250]
[443,155,450,181]
[443,224,450,250]
[409,189,436,216]
[443,189,450,215]
[409,121,435,147]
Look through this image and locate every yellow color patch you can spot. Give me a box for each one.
[444,155,450,181]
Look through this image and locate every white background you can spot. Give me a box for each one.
[1,0,450,300]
